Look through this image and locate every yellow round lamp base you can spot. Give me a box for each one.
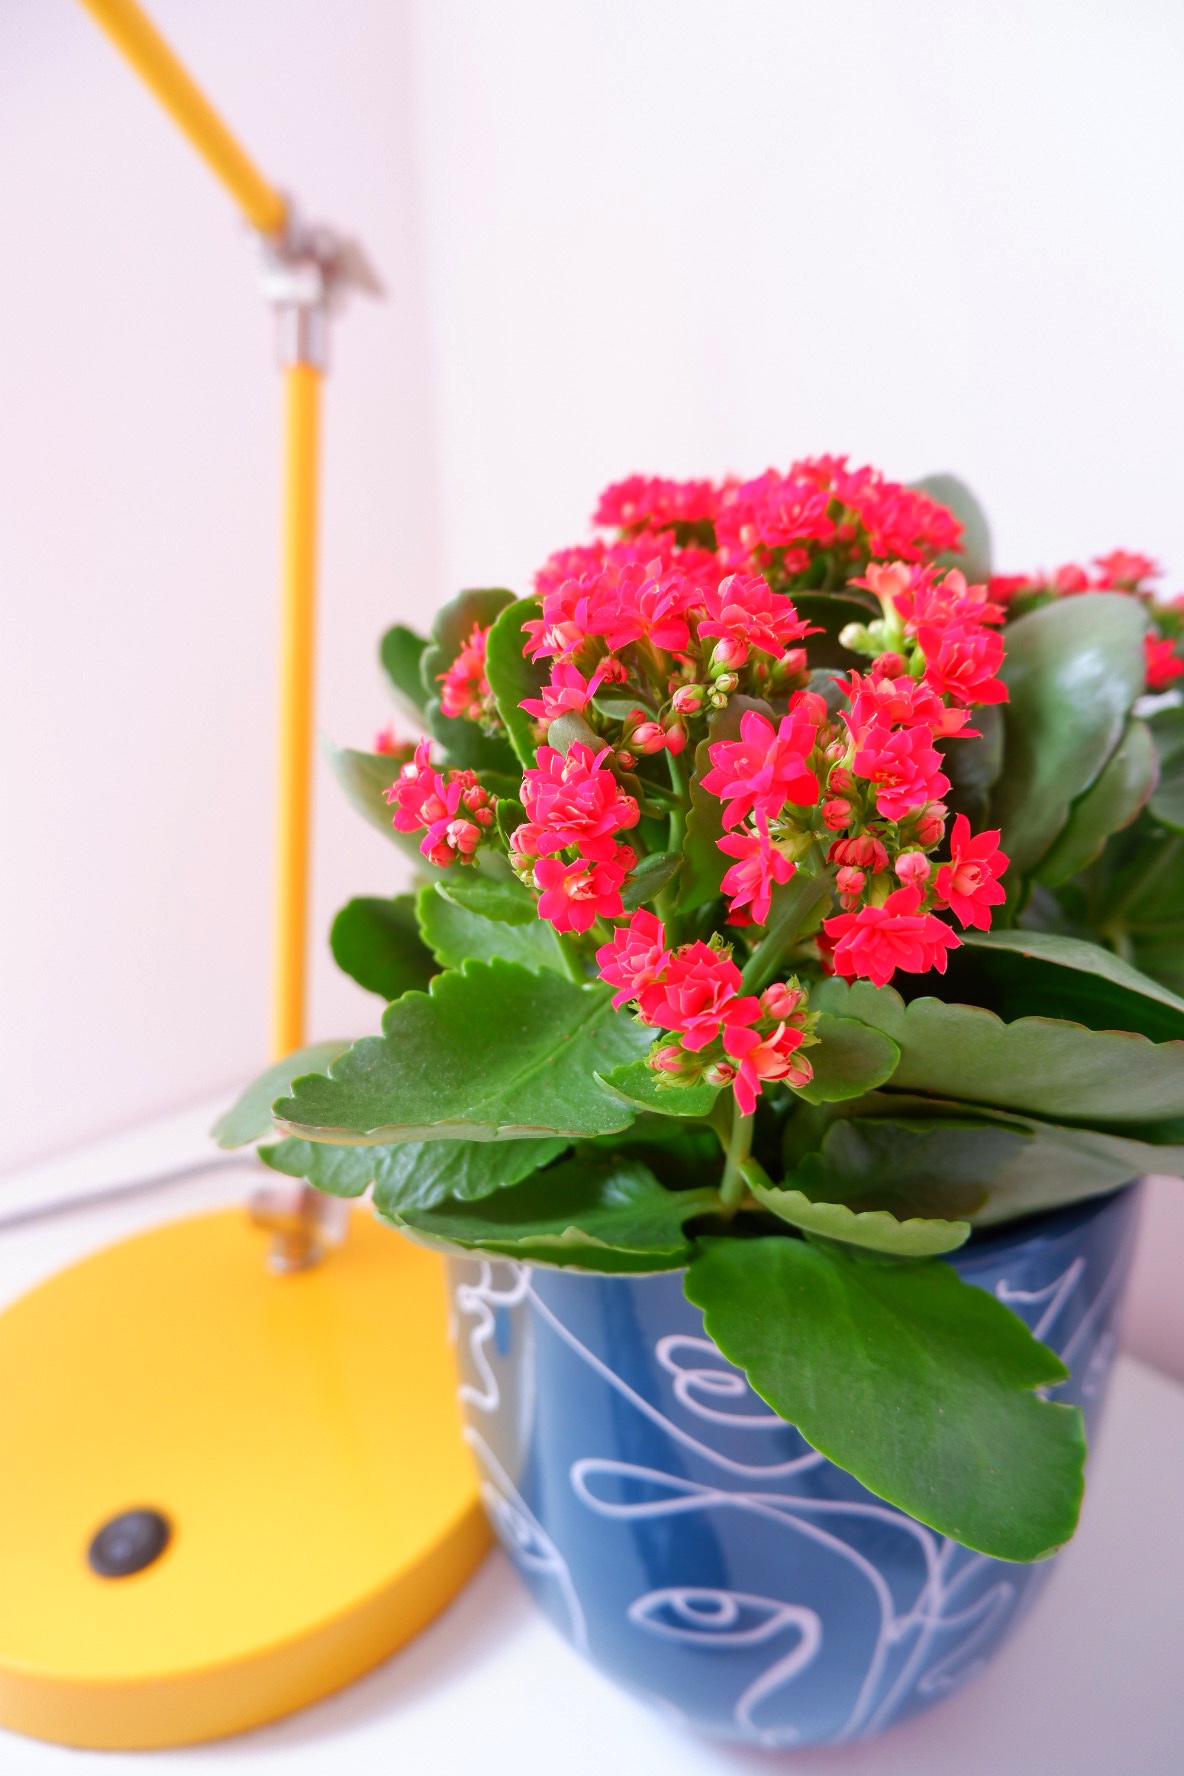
[0,1207,489,1750]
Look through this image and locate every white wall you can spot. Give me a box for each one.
[0,0,435,1175]
[2,0,1183,1367]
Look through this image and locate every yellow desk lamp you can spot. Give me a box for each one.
[0,0,488,1749]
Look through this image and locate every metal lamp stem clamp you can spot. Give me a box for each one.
[255,203,383,369]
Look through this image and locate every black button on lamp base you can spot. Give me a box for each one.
[88,1509,171,1578]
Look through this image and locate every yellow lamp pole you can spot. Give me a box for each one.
[76,0,373,1065]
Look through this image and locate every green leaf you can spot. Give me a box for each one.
[259,1133,569,1207]
[813,976,1184,1122]
[330,895,436,1000]
[485,595,549,769]
[274,959,652,1143]
[212,1041,352,1149]
[784,1113,1017,1221]
[388,1155,716,1273]
[596,1060,721,1120]
[909,473,993,580]
[747,1179,969,1257]
[1035,719,1158,886]
[435,875,539,926]
[954,928,1184,1043]
[810,1096,1180,1226]
[379,623,430,719]
[679,696,773,913]
[416,881,566,973]
[991,593,1148,876]
[258,1139,376,1196]
[621,851,682,911]
[420,588,519,773]
[792,1013,899,1104]
[686,1237,1084,1560]
[1148,706,1184,833]
[940,705,1004,831]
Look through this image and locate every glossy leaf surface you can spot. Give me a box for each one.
[274,960,652,1143]
[814,977,1184,1122]
[389,1155,716,1272]
[991,594,1147,875]
[686,1237,1084,1560]
[330,895,436,1000]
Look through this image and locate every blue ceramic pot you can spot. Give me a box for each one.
[448,1182,1142,1747]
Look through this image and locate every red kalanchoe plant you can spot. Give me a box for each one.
[221,459,1184,1570]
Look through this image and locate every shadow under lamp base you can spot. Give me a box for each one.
[0,1207,489,1749]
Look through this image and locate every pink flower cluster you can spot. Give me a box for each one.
[510,743,640,932]
[439,622,495,723]
[715,457,962,580]
[597,913,814,1115]
[989,552,1184,693]
[385,741,496,868]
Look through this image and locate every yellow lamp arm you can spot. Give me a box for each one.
[77,0,286,236]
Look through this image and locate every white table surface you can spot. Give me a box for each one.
[1,1115,1183,1775]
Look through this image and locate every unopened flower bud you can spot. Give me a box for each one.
[671,684,705,715]
[599,655,628,684]
[822,798,853,831]
[615,749,636,769]
[652,1045,686,1074]
[896,850,931,885]
[631,720,667,754]
[712,669,740,693]
[915,802,949,846]
[828,765,854,794]
[781,648,808,678]
[838,622,877,655]
[446,818,481,857]
[792,690,829,726]
[835,866,866,896]
[708,689,730,709]
[872,651,908,679]
[761,982,804,1020]
[663,718,688,755]
[704,1061,737,1087]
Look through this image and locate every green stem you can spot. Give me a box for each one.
[740,866,834,994]
[719,1106,755,1216]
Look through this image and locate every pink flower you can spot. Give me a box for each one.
[718,823,796,924]
[594,474,719,533]
[823,885,961,987]
[439,623,492,722]
[722,1021,812,1116]
[701,709,821,831]
[715,470,836,568]
[851,722,950,821]
[1145,634,1184,692]
[520,662,607,722]
[386,740,442,832]
[845,669,974,739]
[933,815,1009,930]
[1095,550,1160,590]
[533,852,630,933]
[596,910,671,1008]
[891,567,1005,634]
[520,742,640,862]
[696,573,815,667]
[637,943,760,1052]
[917,619,1008,707]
